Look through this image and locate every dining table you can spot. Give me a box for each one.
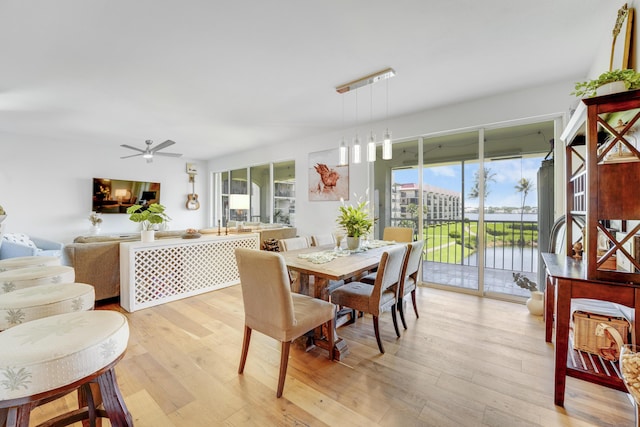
[280,241,402,361]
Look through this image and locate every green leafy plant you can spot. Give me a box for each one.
[126,203,170,231]
[512,272,538,292]
[336,194,374,238]
[572,69,640,98]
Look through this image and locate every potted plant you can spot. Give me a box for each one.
[336,194,374,250]
[513,272,543,316]
[126,203,171,242]
[572,69,640,98]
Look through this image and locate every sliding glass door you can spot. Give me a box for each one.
[382,120,555,298]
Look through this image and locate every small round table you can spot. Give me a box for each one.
[0,255,61,272]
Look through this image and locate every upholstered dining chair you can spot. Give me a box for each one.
[311,234,336,247]
[330,245,407,353]
[382,226,413,243]
[396,239,425,329]
[234,248,336,398]
[278,236,311,252]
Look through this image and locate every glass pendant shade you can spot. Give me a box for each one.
[339,138,348,166]
[367,132,376,162]
[352,134,362,164]
[382,129,392,160]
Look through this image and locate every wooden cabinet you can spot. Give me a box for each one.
[564,89,640,283]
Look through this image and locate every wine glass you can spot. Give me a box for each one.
[333,230,345,253]
[620,344,640,426]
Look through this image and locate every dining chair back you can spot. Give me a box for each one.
[278,236,311,252]
[382,227,413,242]
[330,245,407,353]
[235,248,336,397]
[311,234,336,247]
[396,239,425,329]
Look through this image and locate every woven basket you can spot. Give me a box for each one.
[572,311,630,359]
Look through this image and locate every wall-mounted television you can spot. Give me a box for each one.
[92,178,161,214]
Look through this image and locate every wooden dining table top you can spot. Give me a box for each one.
[280,242,402,281]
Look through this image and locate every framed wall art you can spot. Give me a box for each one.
[308,148,349,201]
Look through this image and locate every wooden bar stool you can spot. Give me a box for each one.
[0,265,75,293]
[0,310,133,427]
[0,282,95,330]
[0,256,61,273]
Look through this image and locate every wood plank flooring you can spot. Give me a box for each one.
[30,286,634,426]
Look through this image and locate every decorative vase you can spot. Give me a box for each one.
[346,236,360,250]
[526,291,544,316]
[141,230,155,243]
[0,215,6,223]
[89,224,101,235]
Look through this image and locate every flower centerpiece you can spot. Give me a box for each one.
[0,205,6,223]
[88,212,102,234]
[512,272,543,316]
[336,192,374,250]
[126,203,171,242]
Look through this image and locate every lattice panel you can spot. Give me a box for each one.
[123,235,258,311]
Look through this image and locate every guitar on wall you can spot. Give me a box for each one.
[186,174,200,210]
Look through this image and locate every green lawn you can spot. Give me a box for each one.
[423,220,538,264]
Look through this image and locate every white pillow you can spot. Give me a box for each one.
[2,233,37,248]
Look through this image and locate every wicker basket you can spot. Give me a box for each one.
[572,310,630,357]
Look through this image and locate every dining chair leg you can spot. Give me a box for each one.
[327,317,335,361]
[397,300,408,330]
[238,326,252,374]
[277,341,292,398]
[373,315,385,353]
[411,290,419,318]
[391,305,401,338]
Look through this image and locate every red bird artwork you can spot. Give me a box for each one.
[314,163,340,192]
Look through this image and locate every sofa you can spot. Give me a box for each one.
[63,227,297,302]
[0,233,64,259]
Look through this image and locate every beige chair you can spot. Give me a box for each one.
[331,245,407,353]
[311,234,336,247]
[360,240,424,329]
[235,248,336,398]
[278,236,311,252]
[383,226,413,242]
[396,240,424,329]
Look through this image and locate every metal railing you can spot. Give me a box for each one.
[390,217,538,273]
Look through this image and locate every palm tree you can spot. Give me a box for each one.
[515,177,534,247]
[468,167,496,201]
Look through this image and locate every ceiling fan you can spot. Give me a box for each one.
[120,139,183,163]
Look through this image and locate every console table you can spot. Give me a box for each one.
[120,234,259,312]
[542,252,640,406]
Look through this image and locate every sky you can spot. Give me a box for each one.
[393,156,545,209]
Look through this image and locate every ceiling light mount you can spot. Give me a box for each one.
[335,68,396,94]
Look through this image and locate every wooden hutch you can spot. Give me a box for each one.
[543,89,640,406]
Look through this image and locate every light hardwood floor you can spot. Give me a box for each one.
[30,285,634,426]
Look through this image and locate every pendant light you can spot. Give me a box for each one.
[352,88,361,164]
[382,78,393,160]
[367,85,376,162]
[335,67,395,165]
[338,95,348,166]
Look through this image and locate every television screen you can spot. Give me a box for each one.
[92,178,161,214]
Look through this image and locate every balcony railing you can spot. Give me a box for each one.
[390,217,538,273]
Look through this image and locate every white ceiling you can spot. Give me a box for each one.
[0,1,624,160]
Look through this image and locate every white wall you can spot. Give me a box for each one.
[0,134,208,244]
[209,79,579,238]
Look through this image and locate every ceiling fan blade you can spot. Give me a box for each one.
[120,153,144,159]
[120,144,145,153]
[150,139,176,153]
[154,152,183,157]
